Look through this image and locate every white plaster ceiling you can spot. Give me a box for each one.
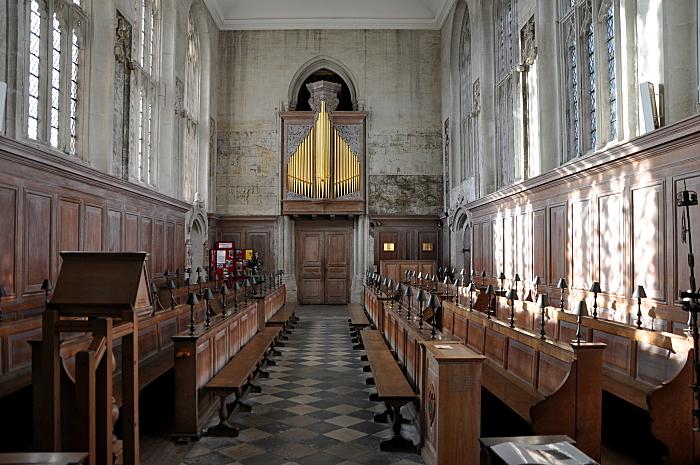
[203,0,456,30]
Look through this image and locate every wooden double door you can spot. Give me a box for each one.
[296,222,352,304]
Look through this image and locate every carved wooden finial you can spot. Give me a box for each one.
[306,80,342,113]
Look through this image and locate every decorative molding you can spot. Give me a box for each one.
[203,0,456,30]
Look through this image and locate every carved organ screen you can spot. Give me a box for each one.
[281,81,366,215]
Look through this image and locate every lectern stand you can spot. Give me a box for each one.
[420,340,485,465]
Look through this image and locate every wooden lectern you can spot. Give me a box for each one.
[37,252,150,465]
[420,340,485,465]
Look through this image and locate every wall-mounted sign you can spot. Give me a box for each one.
[422,242,434,252]
[383,242,395,252]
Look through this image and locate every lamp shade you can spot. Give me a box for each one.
[536,293,550,308]
[388,278,394,289]
[233,281,241,291]
[428,294,441,309]
[244,279,251,288]
[0,285,8,298]
[480,270,487,278]
[453,277,460,286]
[175,268,180,275]
[164,270,170,277]
[186,292,199,305]
[557,278,568,289]
[498,272,507,280]
[417,289,427,303]
[533,275,541,286]
[632,285,647,299]
[514,273,521,283]
[196,276,204,284]
[202,288,215,301]
[395,282,402,292]
[404,286,413,297]
[418,272,423,280]
[196,267,202,273]
[573,300,588,317]
[41,279,53,292]
[466,283,476,293]
[589,281,602,293]
[485,285,495,296]
[168,279,177,290]
[220,283,229,295]
[443,276,449,285]
[506,289,519,301]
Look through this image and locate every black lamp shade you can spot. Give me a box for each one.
[589,281,602,293]
[428,294,440,309]
[197,276,204,284]
[167,280,176,290]
[404,286,413,297]
[485,285,494,295]
[196,267,202,273]
[220,283,229,295]
[186,292,199,305]
[417,290,427,303]
[234,281,241,291]
[480,270,487,278]
[41,279,53,291]
[203,288,215,301]
[395,282,402,292]
[573,300,588,316]
[632,285,647,299]
[498,272,507,280]
[506,289,519,301]
[185,277,191,286]
[536,293,550,308]
[465,283,475,293]
[514,273,521,282]
[557,278,568,289]
[533,276,541,286]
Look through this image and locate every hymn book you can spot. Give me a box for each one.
[490,441,597,465]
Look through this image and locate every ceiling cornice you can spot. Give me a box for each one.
[203,0,456,31]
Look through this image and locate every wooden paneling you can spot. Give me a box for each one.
[538,352,569,396]
[166,222,175,273]
[507,339,537,385]
[549,205,566,285]
[107,210,122,252]
[0,187,17,296]
[532,209,546,283]
[141,217,153,274]
[298,231,323,305]
[84,205,103,252]
[598,193,623,295]
[125,214,139,251]
[473,222,483,273]
[214,217,276,270]
[632,184,665,300]
[592,330,630,376]
[58,199,80,271]
[24,191,52,294]
[371,217,441,267]
[325,230,350,304]
[154,219,165,275]
[571,200,591,290]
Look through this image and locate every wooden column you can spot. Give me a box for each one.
[420,341,485,465]
[570,342,606,463]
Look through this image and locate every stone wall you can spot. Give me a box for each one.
[215,29,444,216]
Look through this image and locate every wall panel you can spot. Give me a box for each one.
[84,205,103,252]
[632,183,665,300]
[598,193,623,295]
[532,209,546,283]
[0,187,17,296]
[23,191,52,294]
[571,200,591,290]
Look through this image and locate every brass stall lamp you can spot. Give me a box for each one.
[197,275,204,297]
[480,270,487,287]
[175,268,181,287]
[648,307,657,331]
[506,288,519,328]
[485,285,495,319]
[417,289,427,329]
[404,285,413,318]
[557,278,568,311]
[633,285,647,329]
[168,279,177,310]
[150,281,161,315]
[452,277,460,304]
[513,273,521,297]
[244,278,251,301]
[498,272,507,292]
[532,275,541,300]
[590,281,602,319]
[187,292,199,335]
[404,269,410,284]
[185,277,191,294]
[573,300,588,344]
[203,288,215,327]
[394,282,403,314]
[537,293,550,340]
[233,281,241,309]
[220,283,229,316]
[41,278,53,306]
[417,272,423,288]
[466,282,476,311]
[428,294,441,339]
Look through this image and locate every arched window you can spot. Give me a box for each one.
[183,12,200,203]
[24,0,87,157]
[459,9,472,182]
[495,0,517,188]
[132,0,159,185]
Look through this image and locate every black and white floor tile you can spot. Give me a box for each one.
[179,305,424,465]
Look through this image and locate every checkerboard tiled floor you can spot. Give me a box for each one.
[180,305,424,465]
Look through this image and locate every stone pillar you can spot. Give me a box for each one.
[280,215,298,302]
[476,3,496,195]
[663,0,697,125]
[536,0,560,173]
[351,215,369,303]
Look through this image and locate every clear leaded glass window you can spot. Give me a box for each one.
[25,0,86,156]
[604,3,617,140]
[132,0,159,185]
[495,0,517,187]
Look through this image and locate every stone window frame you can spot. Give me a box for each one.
[130,0,160,187]
[18,0,89,161]
[182,10,200,203]
[459,8,473,183]
[494,0,518,189]
[558,0,622,164]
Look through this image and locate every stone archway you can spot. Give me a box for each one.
[287,56,359,110]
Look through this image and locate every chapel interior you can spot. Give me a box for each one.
[0,0,699,464]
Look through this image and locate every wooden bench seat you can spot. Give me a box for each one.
[360,330,418,452]
[267,303,299,335]
[203,326,283,437]
[348,304,371,349]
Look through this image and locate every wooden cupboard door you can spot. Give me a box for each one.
[299,231,324,304]
[325,231,349,304]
